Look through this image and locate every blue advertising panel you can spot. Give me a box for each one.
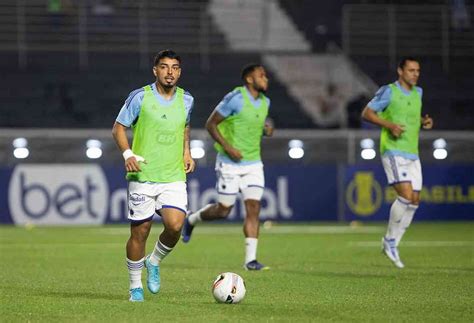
[1,164,472,225]
[0,164,338,225]
[344,165,474,221]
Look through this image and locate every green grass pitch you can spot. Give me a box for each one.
[1,222,473,322]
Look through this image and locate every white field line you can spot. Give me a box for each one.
[97,226,385,235]
[351,241,474,247]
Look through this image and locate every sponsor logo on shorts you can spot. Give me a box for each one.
[129,193,146,206]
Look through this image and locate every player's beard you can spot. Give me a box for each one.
[255,83,268,94]
[160,80,176,89]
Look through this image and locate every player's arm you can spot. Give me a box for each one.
[263,97,274,137]
[206,110,242,161]
[113,89,147,172]
[361,107,404,138]
[112,122,144,172]
[183,125,195,173]
[361,86,405,138]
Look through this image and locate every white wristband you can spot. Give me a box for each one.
[122,149,134,161]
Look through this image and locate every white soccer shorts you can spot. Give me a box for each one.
[127,181,187,221]
[381,155,422,191]
[215,161,265,206]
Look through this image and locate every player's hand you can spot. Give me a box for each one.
[224,145,243,162]
[183,152,195,174]
[389,123,405,138]
[123,149,146,172]
[422,114,433,129]
[264,118,274,137]
[125,156,146,172]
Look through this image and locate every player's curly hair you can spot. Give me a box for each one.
[241,63,263,82]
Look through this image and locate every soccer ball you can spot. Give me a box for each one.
[211,272,246,304]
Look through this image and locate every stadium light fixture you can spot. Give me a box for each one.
[13,137,28,148]
[288,139,304,159]
[13,148,29,159]
[190,140,205,159]
[433,149,448,160]
[86,139,102,159]
[361,149,376,160]
[433,138,447,149]
[13,137,29,159]
[360,138,376,160]
[432,138,448,160]
[360,138,374,149]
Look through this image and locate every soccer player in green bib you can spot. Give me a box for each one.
[362,57,433,268]
[112,50,195,301]
[182,64,274,271]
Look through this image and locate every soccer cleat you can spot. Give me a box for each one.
[394,258,404,268]
[181,216,195,243]
[145,255,160,294]
[382,237,405,269]
[129,287,144,302]
[244,260,270,271]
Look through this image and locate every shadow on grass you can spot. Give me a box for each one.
[276,268,395,279]
[14,288,264,305]
[21,288,125,301]
[403,265,474,273]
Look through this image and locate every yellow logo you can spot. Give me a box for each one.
[346,172,382,216]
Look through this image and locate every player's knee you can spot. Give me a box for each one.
[130,221,152,241]
[411,196,420,205]
[216,203,233,218]
[398,194,418,205]
[166,220,184,236]
[245,199,260,211]
[397,191,412,202]
[131,228,149,243]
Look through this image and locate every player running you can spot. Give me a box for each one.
[362,57,433,268]
[182,63,274,271]
[112,49,195,301]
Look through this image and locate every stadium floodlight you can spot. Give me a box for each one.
[360,138,376,160]
[288,139,304,159]
[13,137,28,148]
[433,138,447,149]
[86,139,102,159]
[361,149,376,160]
[432,138,448,160]
[433,148,448,160]
[190,140,205,159]
[360,138,375,149]
[12,137,29,159]
[13,147,29,159]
